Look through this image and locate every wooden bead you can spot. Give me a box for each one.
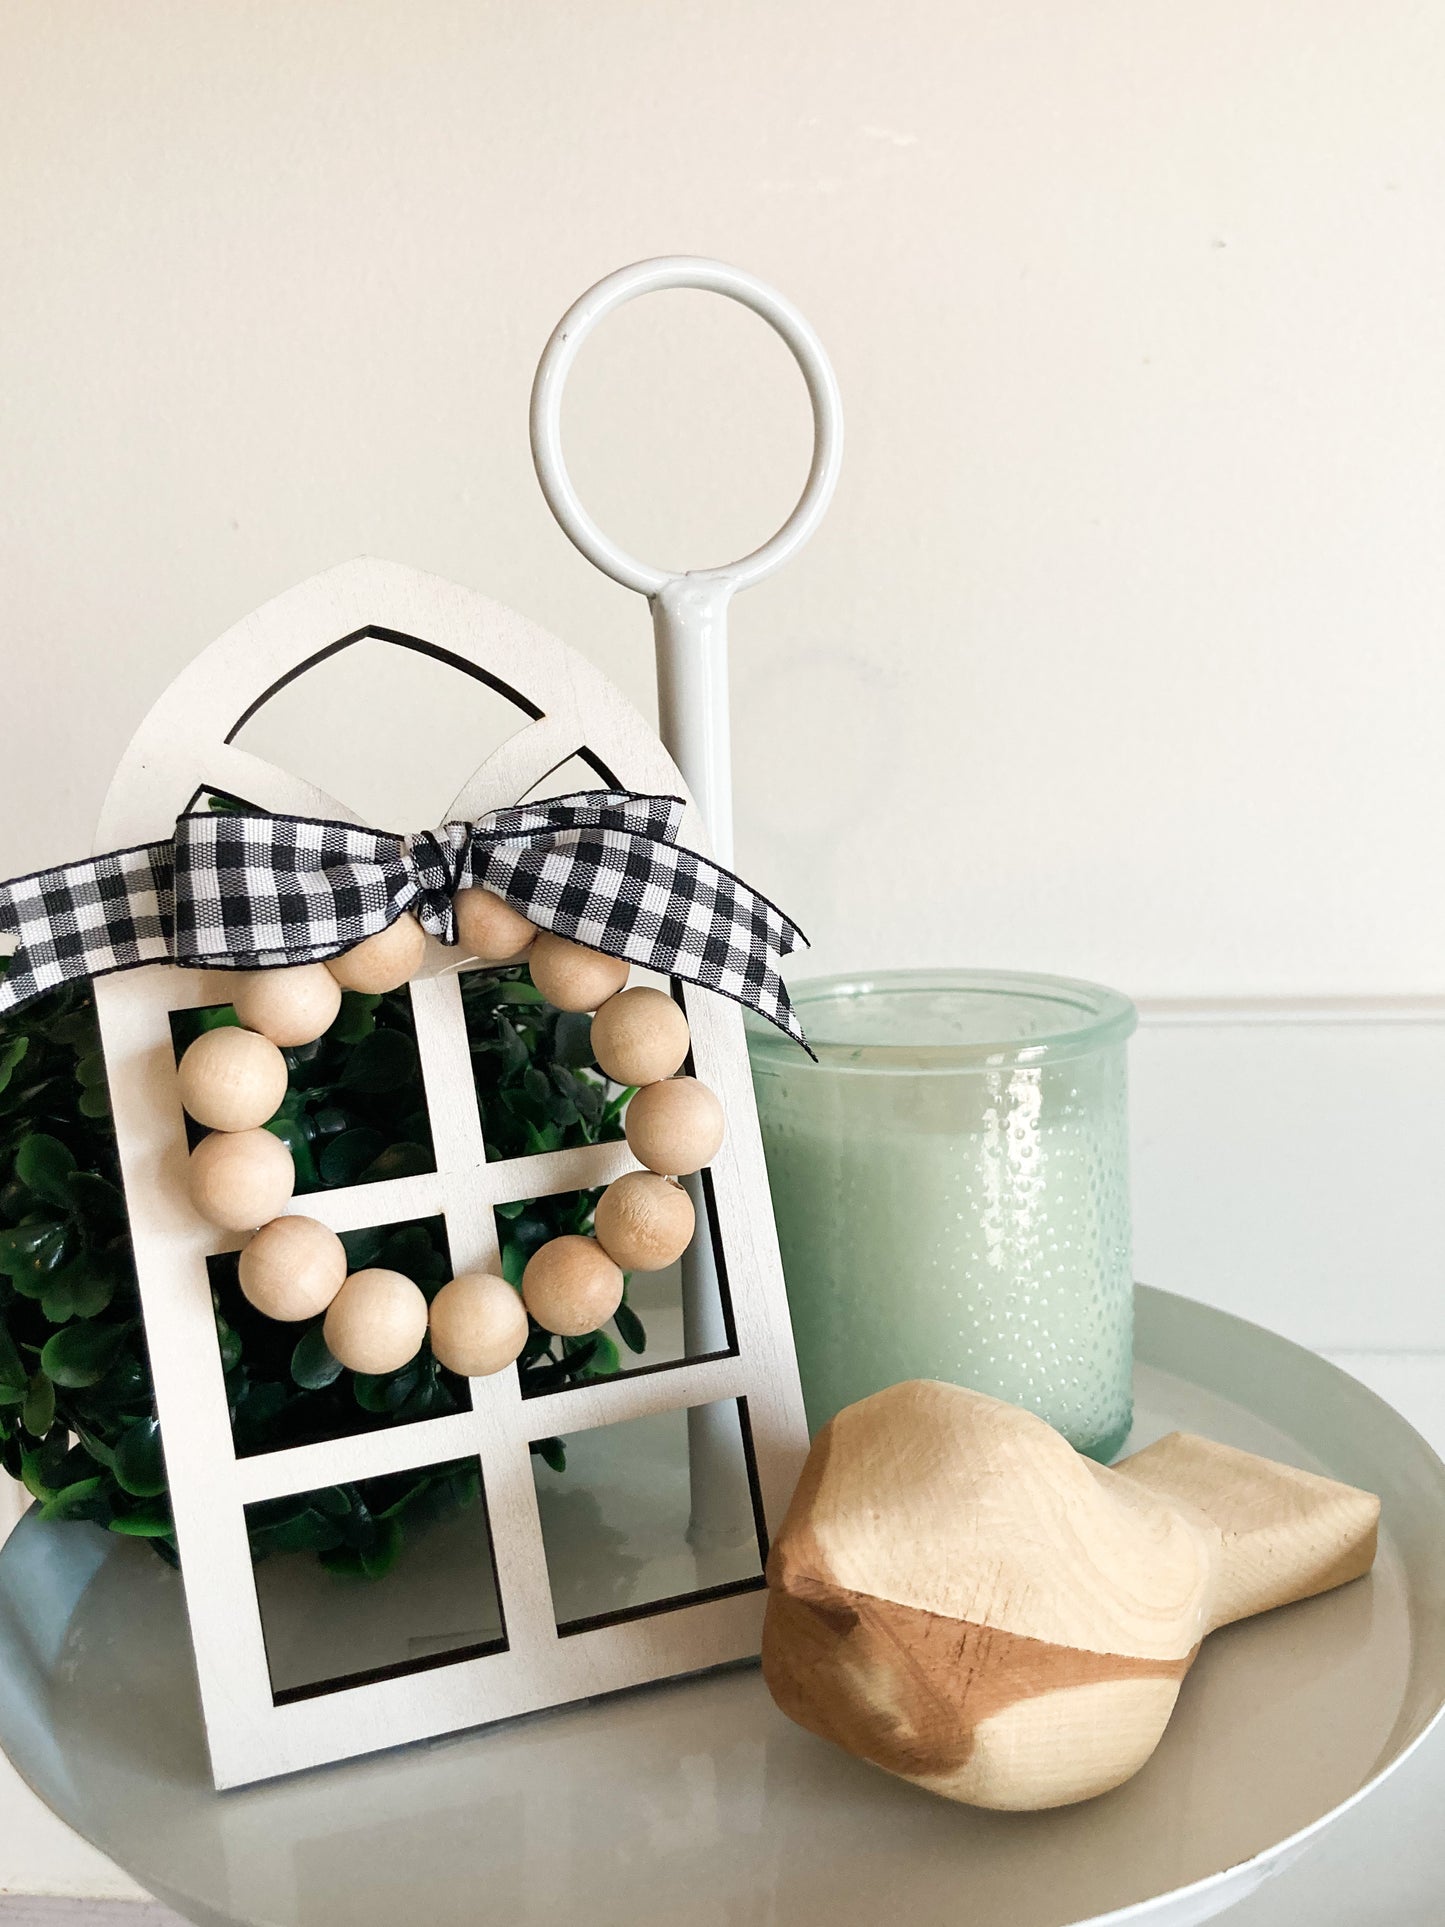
[323,1268,429,1374]
[238,1215,347,1322]
[527,933,629,1012]
[522,1235,624,1338]
[231,964,341,1047]
[176,1026,288,1133]
[624,1077,725,1176]
[454,887,537,963]
[187,1128,295,1231]
[428,1271,530,1377]
[594,1171,695,1272]
[326,915,427,994]
[590,987,691,1087]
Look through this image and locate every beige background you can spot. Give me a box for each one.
[2,2,1445,1910]
[3,2,1445,997]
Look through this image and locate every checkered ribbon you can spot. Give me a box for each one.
[0,792,809,1047]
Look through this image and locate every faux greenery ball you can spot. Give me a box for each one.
[0,964,644,1580]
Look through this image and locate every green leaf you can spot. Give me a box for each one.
[195,1002,242,1029]
[41,1320,129,1389]
[74,1050,108,1091]
[81,1348,147,1407]
[38,1475,104,1522]
[0,1324,28,1396]
[339,1226,384,1270]
[251,1507,346,1554]
[358,1516,402,1577]
[64,1260,117,1321]
[19,1433,72,1501]
[319,1127,386,1187]
[291,1324,344,1390]
[113,1416,166,1496]
[263,1116,318,1189]
[496,1017,529,1077]
[214,1313,242,1372]
[533,1436,566,1474]
[525,1335,598,1391]
[500,1240,526,1288]
[47,1009,98,1047]
[320,1514,402,1579]
[73,1426,118,1473]
[373,1224,443,1280]
[613,1301,648,1356]
[338,1028,420,1094]
[331,992,380,1044]
[602,1085,638,1128]
[65,1172,125,1225]
[359,1141,432,1185]
[39,1252,114,1323]
[0,1219,66,1277]
[0,1035,29,1094]
[495,980,544,1005]
[40,1265,78,1323]
[352,1366,422,1414]
[109,1507,174,1538]
[579,1331,620,1379]
[15,1134,78,1207]
[552,1010,597,1069]
[21,1372,55,1438]
[372,1475,431,1521]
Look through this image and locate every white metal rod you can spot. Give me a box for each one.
[532,256,842,1542]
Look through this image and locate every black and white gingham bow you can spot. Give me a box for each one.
[0,791,809,1048]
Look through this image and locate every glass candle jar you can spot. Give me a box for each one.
[747,970,1137,1462]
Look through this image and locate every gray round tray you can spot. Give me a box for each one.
[2,1285,1442,1927]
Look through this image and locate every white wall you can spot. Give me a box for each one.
[4,2,1445,999]
[2,0,1444,1901]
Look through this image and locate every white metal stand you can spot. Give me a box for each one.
[530,257,843,1539]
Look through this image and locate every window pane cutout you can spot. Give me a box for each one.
[249,1458,505,1703]
[228,630,539,832]
[92,564,808,1787]
[500,1166,735,1394]
[536,1399,765,1634]
[209,1212,468,1459]
[170,993,437,1192]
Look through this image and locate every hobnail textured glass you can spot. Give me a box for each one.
[747,970,1137,1461]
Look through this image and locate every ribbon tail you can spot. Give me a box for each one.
[466,822,812,1054]
[0,841,177,1016]
[648,848,814,1056]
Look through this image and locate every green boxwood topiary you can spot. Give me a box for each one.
[0,961,643,1580]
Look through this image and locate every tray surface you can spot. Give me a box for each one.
[1,1285,1442,1927]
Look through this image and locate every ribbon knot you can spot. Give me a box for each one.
[406,825,471,945]
[0,790,810,1050]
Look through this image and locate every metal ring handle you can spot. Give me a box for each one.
[530,256,844,597]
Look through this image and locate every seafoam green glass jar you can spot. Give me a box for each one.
[747,970,1138,1461]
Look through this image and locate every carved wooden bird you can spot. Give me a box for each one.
[763,1379,1380,1810]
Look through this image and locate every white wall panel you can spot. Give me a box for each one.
[1133,1007,1445,1351]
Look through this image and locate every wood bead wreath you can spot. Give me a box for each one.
[177,895,718,1379]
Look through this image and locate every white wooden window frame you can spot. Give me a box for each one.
[91,559,808,1788]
